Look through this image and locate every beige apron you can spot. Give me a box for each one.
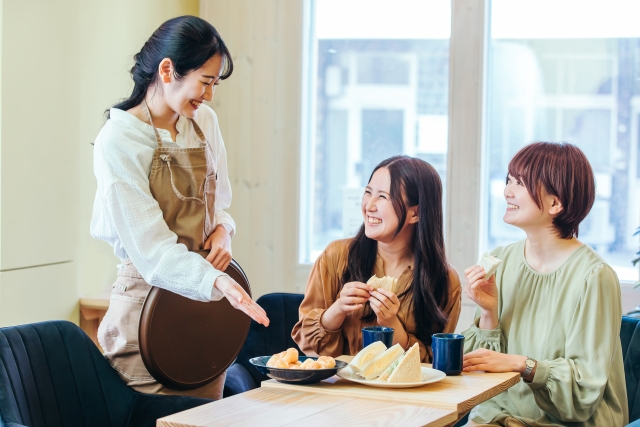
[97,102,226,399]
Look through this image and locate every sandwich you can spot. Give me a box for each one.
[357,343,404,380]
[349,341,387,373]
[367,275,397,292]
[378,343,421,383]
[478,252,502,280]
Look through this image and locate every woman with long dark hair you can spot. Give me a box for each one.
[91,16,269,400]
[292,156,461,361]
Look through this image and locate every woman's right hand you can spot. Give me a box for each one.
[214,275,270,326]
[335,281,372,314]
[464,265,498,314]
[321,281,372,331]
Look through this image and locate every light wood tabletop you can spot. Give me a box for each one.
[264,356,521,416]
[157,386,457,427]
[157,355,521,427]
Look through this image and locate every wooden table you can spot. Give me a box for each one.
[158,387,457,427]
[158,356,520,427]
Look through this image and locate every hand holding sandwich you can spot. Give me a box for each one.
[369,288,400,324]
[464,265,499,329]
[369,288,409,348]
[321,281,372,331]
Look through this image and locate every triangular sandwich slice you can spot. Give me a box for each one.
[357,343,404,380]
[477,253,502,280]
[379,343,421,383]
[349,341,386,373]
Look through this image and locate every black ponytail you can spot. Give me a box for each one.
[107,15,233,117]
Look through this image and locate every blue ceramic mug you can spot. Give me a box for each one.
[431,333,465,375]
[362,326,394,348]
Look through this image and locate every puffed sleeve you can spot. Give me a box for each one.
[462,314,505,354]
[527,264,622,422]
[291,247,344,357]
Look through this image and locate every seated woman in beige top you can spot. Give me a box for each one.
[292,156,462,362]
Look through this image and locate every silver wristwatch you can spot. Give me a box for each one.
[522,356,536,380]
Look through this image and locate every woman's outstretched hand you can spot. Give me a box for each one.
[204,225,233,271]
[214,275,270,326]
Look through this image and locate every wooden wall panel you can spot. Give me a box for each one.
[201,0,303,298]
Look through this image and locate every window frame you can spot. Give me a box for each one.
[296,0,639,290]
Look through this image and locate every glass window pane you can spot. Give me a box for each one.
[485,0,640,282]
[300,0,451,263]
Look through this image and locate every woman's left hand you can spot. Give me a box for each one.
[463,348,526,373]
[204,225,232,271]
[369,288,401,326]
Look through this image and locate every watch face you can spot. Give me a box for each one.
[526,359,536,368]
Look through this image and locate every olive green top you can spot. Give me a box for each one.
[463,239,628,426]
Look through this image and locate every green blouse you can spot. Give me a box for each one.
[463,240,628,426]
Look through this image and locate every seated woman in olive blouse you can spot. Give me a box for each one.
[292,155,461,362]
[462,142,628,427]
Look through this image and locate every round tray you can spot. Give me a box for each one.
[139,258,251,390]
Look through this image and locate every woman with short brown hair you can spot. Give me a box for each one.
[462,142,627,426]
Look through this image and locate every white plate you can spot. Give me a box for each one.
[336,366,446,388]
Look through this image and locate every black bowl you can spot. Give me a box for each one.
[249,356,348,385]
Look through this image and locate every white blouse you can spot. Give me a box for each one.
[91,105,236,301]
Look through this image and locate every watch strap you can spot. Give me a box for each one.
[522,356,536,379]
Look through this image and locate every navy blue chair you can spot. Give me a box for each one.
[622,315,640,425]
[0,321,211,427]
[223,293,304,397]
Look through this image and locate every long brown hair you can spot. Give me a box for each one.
[340,156,450,346]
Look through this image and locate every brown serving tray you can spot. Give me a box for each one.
[139,257,252,389]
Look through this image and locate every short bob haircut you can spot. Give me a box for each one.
[507,142,595,239]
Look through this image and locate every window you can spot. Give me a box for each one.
[300,0,451,263]
[484,0,640,282]
[299,0,639,284]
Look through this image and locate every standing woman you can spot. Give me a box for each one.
[91,16,269,400]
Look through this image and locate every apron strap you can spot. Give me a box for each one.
[142,100,163,147]
[189,117,216,169]
[189,118,207,145]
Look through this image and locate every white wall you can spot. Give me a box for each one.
[0,0,198,327]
